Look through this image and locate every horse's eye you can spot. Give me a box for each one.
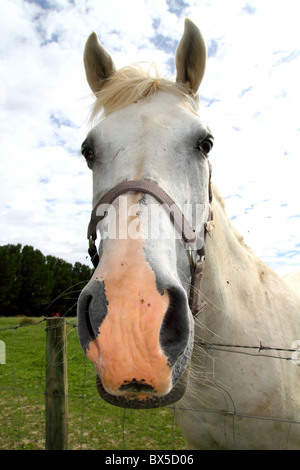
[199,137,214,156]
[81,145,94,161]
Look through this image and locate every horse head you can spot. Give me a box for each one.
[77,19,214,408]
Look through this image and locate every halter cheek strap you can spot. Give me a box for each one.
[87,179,213,317]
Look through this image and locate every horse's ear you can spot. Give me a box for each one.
[84,32,116,94]
[176,18,206,94]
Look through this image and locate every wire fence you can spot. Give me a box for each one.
[0,317,300,450]
[0,317,183,450]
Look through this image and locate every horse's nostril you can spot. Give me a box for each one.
[77,280,109,352]
[84,295,95,340]
[159,288,190,367]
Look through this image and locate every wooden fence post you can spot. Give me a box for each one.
[45,317,68,450]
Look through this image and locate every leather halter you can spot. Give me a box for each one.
[87,178,213,317]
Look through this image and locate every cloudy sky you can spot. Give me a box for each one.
[0,0,299,274]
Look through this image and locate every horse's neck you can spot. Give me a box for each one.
[202,195,253,314]
[199,191,296,344]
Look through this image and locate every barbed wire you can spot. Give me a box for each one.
[1,317,300,450]
[0,318,180,450]
[1,319,298,357]
[0,317,77,332]
[195,340,300,361]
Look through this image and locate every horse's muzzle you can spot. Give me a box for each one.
[77,278,193,409]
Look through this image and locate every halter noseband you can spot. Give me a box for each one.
[87,178,213,317]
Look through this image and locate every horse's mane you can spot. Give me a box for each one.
[212,184,250,250]
[90,64,198,120]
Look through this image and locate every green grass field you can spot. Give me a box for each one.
[0,317,186,450]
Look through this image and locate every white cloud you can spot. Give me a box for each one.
[0,0,299,274]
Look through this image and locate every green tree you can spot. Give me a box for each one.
[18,245,54,316]
[0,244,23,315]
[72,261,93,286]
[0,244,93,317]
[45,255,73,315]
[70,261,93,316]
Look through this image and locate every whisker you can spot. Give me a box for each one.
[44,280,90,311]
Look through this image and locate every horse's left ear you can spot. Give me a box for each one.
[84,32,116,94]
[176,18,206,94]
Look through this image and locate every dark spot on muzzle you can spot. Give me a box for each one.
[77,280,108,353]
[119,378,155,394]
[96,367,190,409]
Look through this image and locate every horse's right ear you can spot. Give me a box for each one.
[176,19,206,94]
[84,32,116,94]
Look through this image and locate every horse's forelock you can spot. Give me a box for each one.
[89,64,197,120]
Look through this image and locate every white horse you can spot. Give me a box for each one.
[77,19,300,449]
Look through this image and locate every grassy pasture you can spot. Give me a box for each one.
[0,317,185,450]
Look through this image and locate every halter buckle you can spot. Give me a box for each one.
[89,235,94,250]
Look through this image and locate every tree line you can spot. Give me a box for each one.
[0,244,93,317]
